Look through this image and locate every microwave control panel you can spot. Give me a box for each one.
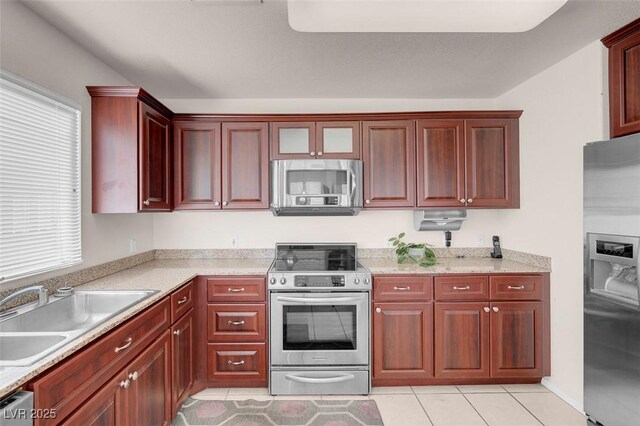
[296,196,339,206]
[294,275,345,287]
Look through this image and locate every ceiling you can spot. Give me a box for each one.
[21,0,640,99]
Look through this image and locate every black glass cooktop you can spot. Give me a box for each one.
[272,244,357,272]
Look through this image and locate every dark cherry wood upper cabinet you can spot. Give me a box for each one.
[362,120,416,208]
[372,302,433,383]
[173,121,221,210]
[88,86,173,213]
[602,18,640,137]
[271,121,316,159]
[416,120,465,207]
[490,301,543,378]
[464,119,519,208]
[139,102,171,211]
[434,302,490,379]
[315,121,361,159]
[222,122,269,209]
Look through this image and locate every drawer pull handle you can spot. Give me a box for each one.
[393,286,411,291]
[177,296,188,305]
[114,338,133,353]
[507,285,525,290]
[228,288,245,292]
[228,360,245,366]
[453,285,470,291]
[228,320,246,326]
[285,373,355,384]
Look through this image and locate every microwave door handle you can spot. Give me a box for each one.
[351,172,356,202]
[276,296,362,303]
[285,374,355,384]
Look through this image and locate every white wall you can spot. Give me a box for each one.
[0,1,154,289]
[494,41,607,409]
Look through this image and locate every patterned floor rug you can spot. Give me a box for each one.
[172,398,384,426]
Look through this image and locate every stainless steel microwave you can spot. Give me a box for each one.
[270,159,363,216]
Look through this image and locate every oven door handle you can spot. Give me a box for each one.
[275,296,363,304]
[285,374,355,384]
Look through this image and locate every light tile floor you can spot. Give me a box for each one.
[191,384,587,426]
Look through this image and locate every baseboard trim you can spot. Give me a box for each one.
[541,378,584,414]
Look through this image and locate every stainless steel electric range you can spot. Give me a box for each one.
[268,243,372,395]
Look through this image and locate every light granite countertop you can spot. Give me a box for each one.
[362,257,551,275]
[0,255,548,397]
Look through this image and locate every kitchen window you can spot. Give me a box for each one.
[0,70,82,283]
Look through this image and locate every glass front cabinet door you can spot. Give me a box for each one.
[271,121,360,159]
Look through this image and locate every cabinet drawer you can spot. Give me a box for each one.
[373,276,432,302]
[206,277,266,302]
[32,297,171,425]
[171,280,194,323]
[434,276,489,301]
[207,343,267,382]
[207,304,266,342]
[490,275,543,300]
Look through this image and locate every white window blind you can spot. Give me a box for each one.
[0,71,82,283]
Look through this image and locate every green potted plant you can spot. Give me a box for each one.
[388,233,437,267]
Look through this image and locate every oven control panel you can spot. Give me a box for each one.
[294,275,345,287]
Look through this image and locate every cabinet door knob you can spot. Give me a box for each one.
[214,201,220,207]
[317,151,323,156]
[467,198,473,203]
[375,307,382,313]
[492,306,499,312]
[173,329,181,336]
[120,379,130,389]
[222,201,228,206]
[310,151,316,157]
[483,307,490,313]
[128,371,139,381]
[142,199,150,206]
[365,199,371,204]
[459,198,466,204]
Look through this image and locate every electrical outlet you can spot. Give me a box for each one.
[129,238,137,253]
[384,236,394,248]
[231,236,238,248]
[476,234,485,247]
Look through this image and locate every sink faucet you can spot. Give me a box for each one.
[0,285,49,312]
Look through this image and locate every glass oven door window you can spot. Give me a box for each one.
[283,305,356,350]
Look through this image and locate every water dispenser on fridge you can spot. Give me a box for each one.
[586,233,639,307]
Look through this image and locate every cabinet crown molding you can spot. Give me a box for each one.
[173,110,523,122]
[87,86,174,119]
[601,17,640,47]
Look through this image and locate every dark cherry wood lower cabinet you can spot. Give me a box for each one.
[62,330,172,426]
[372,302,433,385]
[171,309,194,418]
[126,330,172,426]
[60,374,126,426]
[434,302,490,379]
[490,302,543,378]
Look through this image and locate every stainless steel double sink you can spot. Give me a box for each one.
[0,290,157,367]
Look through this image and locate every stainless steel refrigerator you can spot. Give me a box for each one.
[584,133,640,426]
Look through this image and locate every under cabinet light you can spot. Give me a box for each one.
[287,0,568,33]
